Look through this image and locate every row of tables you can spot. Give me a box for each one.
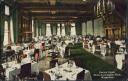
[1,37,91,80]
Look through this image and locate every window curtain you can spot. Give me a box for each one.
[32,19,34,38]
[61,24,65,36]
[70,23,76,36]
[57,24,61,36]
[82,22,86,35]
[46,24,52,36]
[3,21,9,46]
[10,17,14,43]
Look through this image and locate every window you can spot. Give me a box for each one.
[5,5,10,16]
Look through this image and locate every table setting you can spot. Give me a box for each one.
[2,60,39,81]
[45,61,92,80]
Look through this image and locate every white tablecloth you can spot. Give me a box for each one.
[115,54,125,70]
[23,49,34,56]
[2,61,39,80]
[45,62,92,80]
[11,45,22,52]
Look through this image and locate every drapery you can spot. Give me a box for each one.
[10,17,14,43]
[70,23,76,36]
[46,24,52,36]
[87,21,93,35]
[82,22,86,35]
[3,21,9,46]
[61,24,65,36]
[57,24,61,36]
[32,19,34,38]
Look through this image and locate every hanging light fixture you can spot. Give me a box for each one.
[49,0,56,5]
[83,0,86,1]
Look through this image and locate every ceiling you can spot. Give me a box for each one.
[16,0,97,22]
[16,0,126,22]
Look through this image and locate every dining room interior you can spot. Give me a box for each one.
[0,0,128,81]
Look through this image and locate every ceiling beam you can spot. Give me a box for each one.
[18,2,93,11]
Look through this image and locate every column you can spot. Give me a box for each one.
[61,23,65,36]
[70,23,76,36]
[57,24,61,36]
[3,21,9,46]
[46,24,52,36]
[10,17,14,43]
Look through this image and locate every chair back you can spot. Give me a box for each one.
[76,70,85,80]
[50,59,58,68]
[20,63,31,77]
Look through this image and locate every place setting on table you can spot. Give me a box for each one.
[1,53,39,81]
[2,60,21,80]
[45,60,92,80]
[115,44,127,70]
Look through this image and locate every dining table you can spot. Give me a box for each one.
[45,62,92,80]
[2,61,39,81]
[115,54,125,70]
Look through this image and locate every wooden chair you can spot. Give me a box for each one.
[18,63,36,81]
[50,59,58,68]
[76,70,85,81]
[43,72,51,81]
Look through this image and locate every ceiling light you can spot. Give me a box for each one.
[83,0,86,1]
[72,17,78,19]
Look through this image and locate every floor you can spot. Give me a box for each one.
[94,54,115,65]
[85,49,116,65]
[38,52,116,74]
